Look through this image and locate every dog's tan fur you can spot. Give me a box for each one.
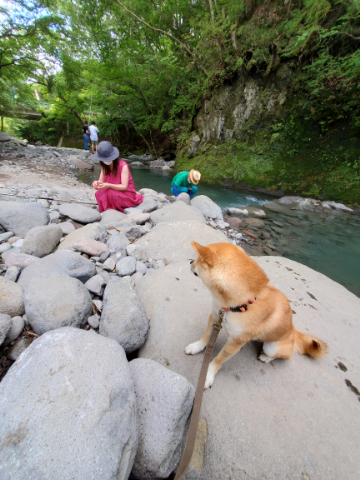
[185,242,328,388]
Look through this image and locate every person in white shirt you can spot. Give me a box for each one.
[89,121,99,154]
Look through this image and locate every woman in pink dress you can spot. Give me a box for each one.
[92,141,143,213]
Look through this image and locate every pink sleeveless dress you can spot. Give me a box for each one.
[95,160,143,213]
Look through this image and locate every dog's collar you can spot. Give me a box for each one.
[222,298,256,313]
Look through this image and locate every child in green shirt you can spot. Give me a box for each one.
[171,169,201,199]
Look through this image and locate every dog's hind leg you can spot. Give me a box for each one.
[258,339,294,363]
[205,339,246,388]
[185,312,216,355]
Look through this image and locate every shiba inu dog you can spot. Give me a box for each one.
[185,242,328,388]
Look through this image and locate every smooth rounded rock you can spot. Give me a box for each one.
[99,277,148,353]
[18,251,96,288]
[3,316,24,346]
[58,203,101,223]
[100,209,127,227]
[128,221,228,264]
[0,201,49,237]
[150,202,205,224]
[0,313,12,346]
[116,256,136,276]
[130,359,195,479]
[0,328,138,480]
[57,222,107,251]
[73,237,109,257]
[0,277,25,317]
[191,195,224,221]
[23,274,93,335]
[21,224,62,257]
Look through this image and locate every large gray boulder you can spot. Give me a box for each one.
[191,195,224,221]
[0,277,25,317]
[0,201,49,237]
[57,222,107,250]
[99,277,149,353]
[130,359,195,480]
[0,328,138,480]
[23,274,93,335]
[21,224,62,257]
[127,221,228,264]
[125,196,157,214]
[150,202,205,224]
[135,258,360,480]
[18,250,96,288]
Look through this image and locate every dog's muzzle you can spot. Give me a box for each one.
[190,260,198,276]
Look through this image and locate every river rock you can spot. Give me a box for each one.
[138,188,158,196]
[99,277,148,353]
[321,200,353,212]
[4,252,39,270]
[7,336,31,361]
[263,202,304,217]
[58,203,101,223]
[73,238,109,257]
[18,250,96,288]
[100,209,127,227]
[21,224,62,257]
[227,207,248,217]
[125,196,158,214]
[4,265,20,282]
[136,257,360,480]
[227,217,242,228]
[127,221,228,264]
[102,257,116,272]
[243,217,265,229]
[176,192,191,205]
[85,274,107,296]
[3,316,24,346]
[59,221,76,235]
[116,256,136,276]
[87,313,100,329]
[66,155,94,170]
[23,274,93,335]
[0,313,12,346]
[277,196,303,205]
[150,202,205,224]
[130,359,195,479]
[123,225,147,240]
[0,243,11,253]
[127,212,151,225]
[191,195,224,221]
[106,231,130,255]
[0,277,25,317]
[0,328,138,480]
[57,222,107,250]
[0,201,49,237]
[0,232,13,243]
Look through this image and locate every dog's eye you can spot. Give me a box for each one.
[190,260,194,265]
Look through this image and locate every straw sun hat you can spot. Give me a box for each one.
[189,169,201,185]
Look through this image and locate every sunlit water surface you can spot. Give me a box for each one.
[79,167,360,297]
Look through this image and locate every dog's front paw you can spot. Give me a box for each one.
[204,366,215,389]
[184,341,205,355]
[258,353,273,364]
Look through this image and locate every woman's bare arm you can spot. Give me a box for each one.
[97,165,130,191]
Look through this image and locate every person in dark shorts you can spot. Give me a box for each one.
[83,121,90,151]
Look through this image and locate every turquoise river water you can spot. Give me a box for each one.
[80,167,360,298]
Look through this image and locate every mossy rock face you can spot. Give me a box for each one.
[180,68,360,206]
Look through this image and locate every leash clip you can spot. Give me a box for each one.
[213,310,225,329]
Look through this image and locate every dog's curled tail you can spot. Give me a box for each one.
[294,330,328,359]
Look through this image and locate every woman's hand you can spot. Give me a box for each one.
[96,182,109,190]
[92,181,99,190]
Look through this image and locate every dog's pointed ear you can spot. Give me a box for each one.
[191,242,214,266]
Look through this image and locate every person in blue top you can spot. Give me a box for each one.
[171,169,201,199]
